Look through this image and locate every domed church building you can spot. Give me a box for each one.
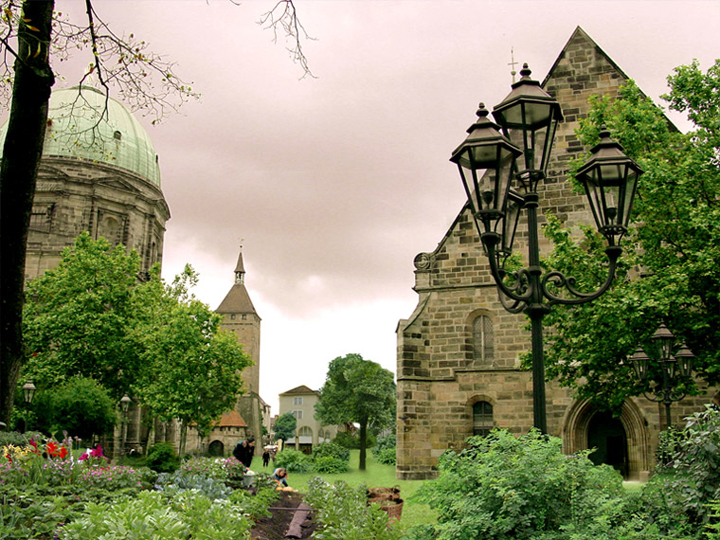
[1,85,170,280]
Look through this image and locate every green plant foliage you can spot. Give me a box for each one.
[705,500,720,539]
[651,405,720,524]
[372,433,396,465]
[57,489,253,539]
[274,448,313,473]
[305,476,403,540]
[410,430,626,540]
[31,376,117,440]
[274,412,297,442]
[229,476,281,519]
[145,442,180,473]
[313,455,350,474]
[542,60,720,409]
[313,441,350,462]
[156,471,232,500]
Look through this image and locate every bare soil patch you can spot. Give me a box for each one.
[250,491,318,540]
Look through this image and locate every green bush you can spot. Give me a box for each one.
[372,433,396,465]
[409,429,626,540]
[313,455,349,474]
[312,441,350,463]
[305,477,402,540]
[32,377,117,441]
[274,448,313,472]
[651,404,720,524]
[145,442,180,473]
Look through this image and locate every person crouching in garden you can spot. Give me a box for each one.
[272,467,289,487]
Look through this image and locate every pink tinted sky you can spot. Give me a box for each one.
[24,0,720,413]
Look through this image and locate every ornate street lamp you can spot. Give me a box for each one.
[452,64,641,433]
[120,394,131,458]
[22,380,36,404]
[629,324,694,429]
[21,380,36,433]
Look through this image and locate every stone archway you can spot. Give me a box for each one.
[208,440,224,457]
[562,398,650,480]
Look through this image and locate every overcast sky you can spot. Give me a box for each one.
[45,0,720,415]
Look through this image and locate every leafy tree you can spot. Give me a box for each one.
[274,412,297,442]
[132,266,251,453]
[23,233,144,399]
[541,61,720,410]
[32,376,116,441]
[315,354,396,470]
[0,0,310,427]
[22,234,251,452]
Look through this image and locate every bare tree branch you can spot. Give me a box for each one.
[259,0,315,79]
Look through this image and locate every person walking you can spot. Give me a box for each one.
[233,437,255,469]
[262,449,270,468]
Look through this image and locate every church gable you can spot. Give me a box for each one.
[396,28,653,481]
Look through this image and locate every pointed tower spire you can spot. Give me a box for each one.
[235,245,246,284]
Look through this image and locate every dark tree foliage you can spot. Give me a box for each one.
[274,412,297,442]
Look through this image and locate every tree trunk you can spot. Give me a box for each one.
[0,0,55,426]
[359,419,368,471]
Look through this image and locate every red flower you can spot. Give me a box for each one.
[58,446,69,459]
[46,442,59,456]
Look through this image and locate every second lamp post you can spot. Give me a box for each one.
[451,64,642,433]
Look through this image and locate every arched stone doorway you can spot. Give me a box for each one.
[587,411,628,477]
[208,440,224,456]
[562,398,651,480]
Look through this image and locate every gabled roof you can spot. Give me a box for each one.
[280,385,317,395]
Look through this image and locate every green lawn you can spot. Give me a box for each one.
[251,449,437,528]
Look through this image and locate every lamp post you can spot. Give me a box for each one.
[629,325,693,429]
[21,380,36,433]
[451,64,642,433]
[120,394,131,458]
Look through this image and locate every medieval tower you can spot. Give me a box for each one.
[396,27,718,480]
[215,249,264,452]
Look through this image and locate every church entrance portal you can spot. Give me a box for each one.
[587,411,628,478]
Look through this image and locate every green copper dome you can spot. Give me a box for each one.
[1,86,161,187]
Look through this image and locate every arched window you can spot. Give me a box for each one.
[298,426,312,443]
[473,315,494,364]
[473,401,493,436]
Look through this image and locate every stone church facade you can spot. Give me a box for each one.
[396,27,719,481]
